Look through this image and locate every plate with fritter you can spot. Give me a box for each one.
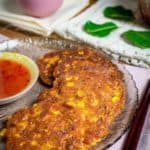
[0,37,138,150]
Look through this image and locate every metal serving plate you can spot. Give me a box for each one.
[0,37,138,150]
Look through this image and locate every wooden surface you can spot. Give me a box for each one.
[0,0,96,39]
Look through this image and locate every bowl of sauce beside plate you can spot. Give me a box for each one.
[0,52,39,105]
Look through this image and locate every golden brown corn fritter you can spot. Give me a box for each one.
[6,48,125,150]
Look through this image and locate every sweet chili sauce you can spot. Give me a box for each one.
[0,59,31,99]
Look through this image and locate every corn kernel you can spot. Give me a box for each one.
[91,99,99,107]
[112,90,121,103]
[66,101,76,107]
[89,116,98,122]
[77,90,84,97]
[44,129,48,132]
[65,64,70,68]
[15,133,21,138]
[78,50,84,55]
[20,142,25,146]
[18,121,28,128]
[66,82,74,87]
[31,140,38,146]
[112,96,119,103]
[66,76,72,81]
[77,101,85,109]
[0,129,6,137]
[34,133,41,138]
[41,143,54,150]
[48,56,59,64]
[74,76,79,80]
[33,106,41,116]
[51,109,60,115]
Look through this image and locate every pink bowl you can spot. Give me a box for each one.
[17,0,64,18]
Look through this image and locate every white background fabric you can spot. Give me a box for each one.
[0,0,89,36]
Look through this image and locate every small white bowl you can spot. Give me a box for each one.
[0,52,39,105]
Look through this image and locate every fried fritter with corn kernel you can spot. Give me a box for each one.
[37,48,102,86]
[6,100,87,150]
[5,48,126,150]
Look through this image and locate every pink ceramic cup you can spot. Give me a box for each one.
[17,0,63,18]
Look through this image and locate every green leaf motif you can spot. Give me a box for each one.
[83,21,118,37]
[104,5,135,21]
[122,30,150,49]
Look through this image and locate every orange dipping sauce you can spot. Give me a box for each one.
[0,59,31,99]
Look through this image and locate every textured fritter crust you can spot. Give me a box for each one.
[37,49,100,86]
[37,52,61,85]
[6,48,125,150]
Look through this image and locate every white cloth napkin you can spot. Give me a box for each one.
[0,0,89,36]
